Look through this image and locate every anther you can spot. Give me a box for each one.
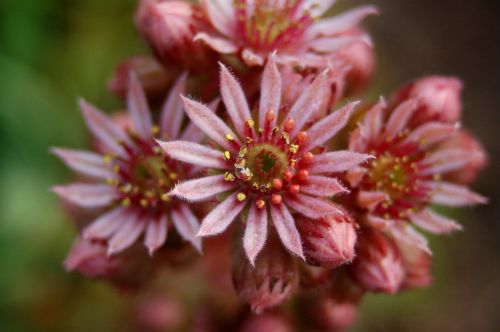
[224,172,235,182]
[271,194,282,205]
[225,134,234,142]
[169,172,178,180]
[151,125,160,135]
[237,192,247,202]
[289,144,299,154]
[246,119,255,128]
[223,151,231,160]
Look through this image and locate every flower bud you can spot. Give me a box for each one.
[340,39,376,96]
[310,296,359,332]
[392,76,463,124]
[134,296,184,332]
[232,236,298,314]
[297,214,357,269]
[135,0,212,70]
[349,230,404,294]
[397,241,431,290]
[239,312,292,332]
[299,263,331,289]
[107,56,171,99]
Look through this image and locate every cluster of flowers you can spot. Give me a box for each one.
[53,0,487,330]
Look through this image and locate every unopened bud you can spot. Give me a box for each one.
[239,312,292,332]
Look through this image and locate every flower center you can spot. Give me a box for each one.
[105,139,180,212]
[234,0,314,51]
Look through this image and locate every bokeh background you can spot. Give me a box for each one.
[0,0,498,331]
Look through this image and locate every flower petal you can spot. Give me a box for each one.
[127,72,153,139]
[144,215,168,255]
[423,181,488,206]
[401,122,459,149]
[79,98,129,157]
[411,209,462,234]
[270,203,304,259]
[197,192,246,237]
[286,69,331,136]
[194,32,239,53]
[181,96,239,151]
[160,72,188,139]
[259,55,282,128]
[308,5,378,36]
[170,175,237,201]
[107,212,145,256]
[51,147,113,179]
[309,151,373,173]
[171,204,202,252]
[300,175,349,197]
[302,101,359,152]
[180,98,220,142]
[357,191,389,211]
[83,206,129,240]
[243,203,268,266]
[156,140,227,169]
[360,98,386,143]
[219,63,253,135]
[417,149,479,176]
[390,223,431,255]
[304,0,337,17]
[286,194,343,219]
[200,0,234,37]
[385,98,418,139]
[52,183,117,208]
[309,35,368,53]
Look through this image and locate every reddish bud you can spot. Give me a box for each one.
[239,312,292,332]
[232,236,298,313]
[349,230,405,294]
[340,39,376,95]
[297,214,357,268]
[398,241,432,290]
[310,296,359,332]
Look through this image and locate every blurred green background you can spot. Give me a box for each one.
[0,0,498,331]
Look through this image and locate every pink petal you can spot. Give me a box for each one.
[390,223,431,255]
[309,35,368,53]
[107,212,145,256]
[219,63,252,135]
[360,98,386,143]
[304,0,336,17]
[194,32,238,53]
[200,0,234,37]
[83,206,128,240]
[181,96,239,151]
[357,191,389,211]
[300,175,349,197]
[79,98,129,157]
[286,193,343,219]
[170,175,236,201]
[51,147,112,179]
[156,140,227,169]
[417,149,479,176]
[241,48,264,66]
[286,69,331,136]
[258,55,282,128]
[127,72,153,139]
[309,151,373,173]
[243,203,268,266]
[160,72,188,139]
[180,98,220,142]
[144,215,168,255]
[411,209,462,234]
[270,203,304,259]
[52,183,117,208]
[401,122,458,149]
[171,203,202,252]
[308,5,379,36]
[423,181,488,206]
[385,98,418,139]
[197,192,246,237]
[302,101,359,152]
[365,214,392,230]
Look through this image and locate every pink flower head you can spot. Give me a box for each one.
[196,0,377,67]
[347,98,487,254]
[392,76,463,124]
[296,213,357,268]
[135,0,214,70]
[52,73,205,256]
[157,56,373,264]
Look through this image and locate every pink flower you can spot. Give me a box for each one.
[52,73,205,256]
[157,56,373,264]
[296,213,357,268]
[347,98,487,254]
[135,0,214,70]
[196,0,377,67]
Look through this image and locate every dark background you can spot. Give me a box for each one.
[0,0,498,331]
